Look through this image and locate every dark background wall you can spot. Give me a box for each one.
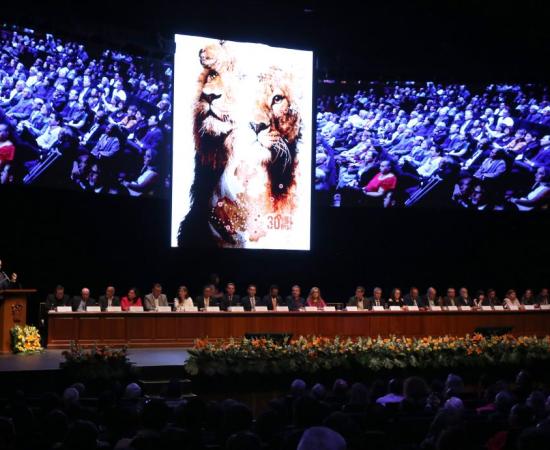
[1,0,549,314]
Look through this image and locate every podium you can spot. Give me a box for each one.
[0,289,37,353]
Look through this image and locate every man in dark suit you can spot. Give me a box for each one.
[442,287,462,307]
[403,287,425,308]
[220,282,240,311]
[71,287,97,311]
[347,286,368,310]
[195,285,218,311]
[99,286,121,311]
[262,285,284,310]
[45,285,71,310]
[286,285,306,311]
[367,287,386,310]
[241,284,260,311]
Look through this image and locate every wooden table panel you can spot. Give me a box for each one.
[47,310,550,348]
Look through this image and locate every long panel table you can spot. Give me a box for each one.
[47,310,550,348]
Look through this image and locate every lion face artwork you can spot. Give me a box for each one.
[171,34,312,250]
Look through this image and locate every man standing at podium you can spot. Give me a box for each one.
[0,259,18,290]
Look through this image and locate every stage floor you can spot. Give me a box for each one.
[0,348,190,373]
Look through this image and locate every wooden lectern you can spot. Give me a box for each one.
[0,289,37,353]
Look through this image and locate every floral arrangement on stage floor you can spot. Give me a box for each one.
[10,325,43,354]
[60,342,135,383]
[185,334,550,376]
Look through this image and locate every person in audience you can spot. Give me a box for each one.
[143,283,168,311]
[261,284,284,310]
[0,122,16,184]
[376,378,405,406]
[362,159,397,206]
[121,148,160,197]
[120,287,142,311]
[423,286,440,308]
[286,284,306,311]
[404,286,424,308]
[347,286,367,310]
[535,288,549,305]
[511,166,550,211]
[297,426,346,450]
[45,284,71,310]
[306,287,327,309]
[504,289,522,309]
[241,284,260,311]
[220,282,240,311]
[368,287,386,309]
[457,287,472,307]
[70,287,97,311]
[195,285,217,311]
[521,289,535,305]
[174,285,194,311]
[387,287,404,307]
[98,285,120,311]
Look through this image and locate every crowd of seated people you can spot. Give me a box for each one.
[1,370,550,449]
[0,25,172,196]
[316,82,550,209]
[44,282,550,312]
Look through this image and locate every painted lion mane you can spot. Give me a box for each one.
[253,66,302,208]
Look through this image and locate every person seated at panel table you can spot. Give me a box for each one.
[403,287,424,308]
[174,286,194,311]
[347,286,368,310]
[241,284,261,311]
[503,289,522,309]
[367,287,386,310]
[422,287,440,308]
[387,288,405,308]
[473,290,490,308]
[536,288,549,305]
[457,287,472,307]
[71,287,97,311]
[195,285,218,311]
[220,282,240,311]
[45,285,71,310]
[261,285,284,310]
[306,287,327,309]
[99,286,120,311]
[442,287,462,307]
[521,289,536,305]
[144,283,169,311]
[121,288,143,311]
[486,288,501,306]
[286,285,306,311]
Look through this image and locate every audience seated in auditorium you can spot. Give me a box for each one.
[317,82,550,209]
[0,25,172,195]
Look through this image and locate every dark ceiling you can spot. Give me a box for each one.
[3,0,550,81]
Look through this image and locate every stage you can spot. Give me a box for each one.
[0,348,191,395]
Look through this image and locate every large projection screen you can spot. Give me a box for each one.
[171,34,313,250]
